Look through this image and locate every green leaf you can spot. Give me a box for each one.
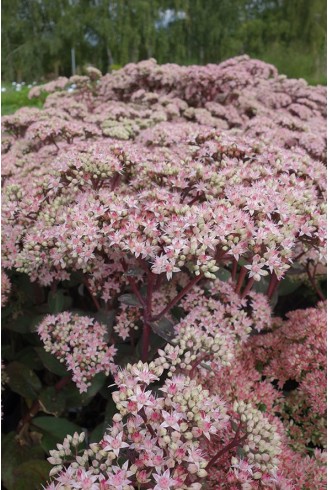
[60,383,86,409]
[15,347,43,370]
[16,274,38,303]
[170,305,185,321]
[94,308,116,334]
[236,447,245,458]
[35,347,68,376]
[32,416,82,444]
[257,403,267,413]
[125,267,144,276]
[63,295,73,310]
[90,423,105,443]
[216,267,231,282]
[287,263,305,275]
[13,460,51,490]
[113,343,136,367]
[255,361,264,373]
[61,271,84,288]
[277,276,302,296]
[6,362,42,400]
[1,432,44,490]
[47,290,72,314]
[39,387,66,416]
[2,344,16,361]
[60,375,106,409]
[136,330,170,362]
[29,314,48,333]
[20,332,43,347]
[103,399,117,428]
[150,317,175,342]
[252,277,269,294]
[39,433,59,454]
[99,385,115,400]
[3,315,31,333]
[82,372,107,399]
[47,290,64,313]
[118,293,142,306]
[148,331,167,358]
[270,289,279,309]
[3,309,44,334]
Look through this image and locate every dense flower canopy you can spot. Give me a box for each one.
[2,57,326,490]
[2,57,326,291]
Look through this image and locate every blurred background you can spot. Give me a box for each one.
[1,0,326,112]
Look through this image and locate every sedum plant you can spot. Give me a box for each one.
[1,57,326,489]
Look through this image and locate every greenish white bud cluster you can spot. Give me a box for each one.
[156,320,234,376]
[48,431,86,475]
[233,400,281,478]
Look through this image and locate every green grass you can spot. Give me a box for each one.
[260,47,327,86]
[1,84,46,115]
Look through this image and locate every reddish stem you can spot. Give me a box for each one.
[17,376,71,435]
[121,260,146,307]
[215,247,227,262]
[111,173,121,191]
[293,250,306,261]
[306,263,325,301]
[150,274,203,322]
[50,136,60,151]
[235,266,247,295]
[267,272,279,300]
[139,409,157,439]
[189,354,212,377]
[180,186,193,203]
[231,258,238,281]
[54,375,71,391]
[137,258,151,274]
[50,280,58,294]
[188,193,202,205]
[83,278,101,310]
[241,277,255,299]
[206,423,246,470]
[142,273,155,362]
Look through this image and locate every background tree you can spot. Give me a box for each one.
[1,0,326,83]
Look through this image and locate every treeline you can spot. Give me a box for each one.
[2,0,326,84]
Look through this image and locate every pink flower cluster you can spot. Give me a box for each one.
[28,77,69,99]
[1,270,11,307]
[28,56,326,160]
[41,303,327,489]
[37,313,117,392]
[44,361,284,490]
[155,278,272,375]
[197,302,327,488]
[248,302,327,452]
[2,128,325,293]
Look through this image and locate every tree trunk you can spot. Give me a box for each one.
[107,47,113,73]
[53,60,60,77]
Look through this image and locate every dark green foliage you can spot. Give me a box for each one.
[1,272,113,488]
[2,432,47,490]
[2,0,326,84]
[6,361,42,400]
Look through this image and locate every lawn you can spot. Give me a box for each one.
[1,83,46,115]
